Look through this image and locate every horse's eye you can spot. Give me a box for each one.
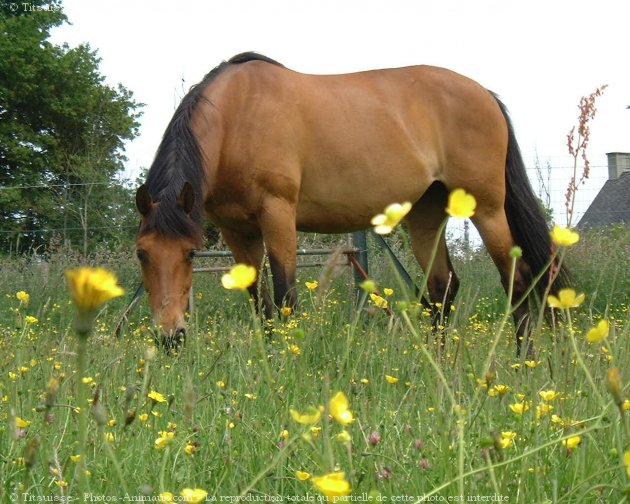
[186,249,196,262]
[136,249,148,263]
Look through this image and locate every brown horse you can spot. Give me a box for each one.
[136,52,567,350]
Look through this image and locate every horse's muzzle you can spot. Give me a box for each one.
[160,327,186,354]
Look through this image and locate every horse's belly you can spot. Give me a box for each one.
[295,175,428,234]
[293,122,436,233]
[296,202,375,233]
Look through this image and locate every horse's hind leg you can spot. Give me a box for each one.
[406,183,460,334]
[221,228,274,320]
[471,208,534,356]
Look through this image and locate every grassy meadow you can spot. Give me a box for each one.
[0,226,629,502]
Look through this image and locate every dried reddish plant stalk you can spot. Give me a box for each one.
[565,85,607,226]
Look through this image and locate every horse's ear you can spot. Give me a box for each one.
[136,184,153,216]
[177,182,195,215]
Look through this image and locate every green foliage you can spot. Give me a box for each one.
[0,0,142,254]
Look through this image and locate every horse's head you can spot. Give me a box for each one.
[135,182,202,350]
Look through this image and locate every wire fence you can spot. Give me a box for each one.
[0,165,620,239]
[0,181,114,190]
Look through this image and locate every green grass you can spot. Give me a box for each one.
[0,229,629,502]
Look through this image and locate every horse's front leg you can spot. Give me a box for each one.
[258,197,298,314]
[220,228,274,319]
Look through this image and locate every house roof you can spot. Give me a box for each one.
[577,171,630,229]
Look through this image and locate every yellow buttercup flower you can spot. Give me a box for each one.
[311,471,351,500]
[15,417,31,428]
[158,493,174,503]
[179,488,208,503]
[305,281,318,290]
[561,435,582,450]
[24,316,38,324]
[16,291,30,304]
[148,390,167,403]
[488,384,510,397]
[500,431,516,448]
[539,390,559,401]
[371,202,412,234]
[547,289,585,309]
[329,391,354,426]
[65,267,124,312]
[383,288,394,296]
[536,403,554,419]
[296,470,311,481]
[221,263,256,290]
[586,319,609,344]
[370,293,388,309]
[280,306,293,317]
[290,406,323,424]
[550,225,579,247]
[385,375,399,384]
[446,188,477,219]
[509,402,529,414]
[154,431,174,449]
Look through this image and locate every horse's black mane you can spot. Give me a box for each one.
[140,52,283,238]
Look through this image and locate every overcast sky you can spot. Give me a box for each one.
[49,0,630,222]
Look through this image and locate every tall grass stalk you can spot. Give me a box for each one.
[100,428,129,495]
[74,336,89,496]
[565,311,605,408]
[469,250,518,411]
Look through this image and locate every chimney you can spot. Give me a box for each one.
[606,152,630,179]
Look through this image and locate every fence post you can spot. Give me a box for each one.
[351,231,369,301]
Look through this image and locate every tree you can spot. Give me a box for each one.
[0,0,142,254]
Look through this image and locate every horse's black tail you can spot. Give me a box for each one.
[492,94,570,298]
